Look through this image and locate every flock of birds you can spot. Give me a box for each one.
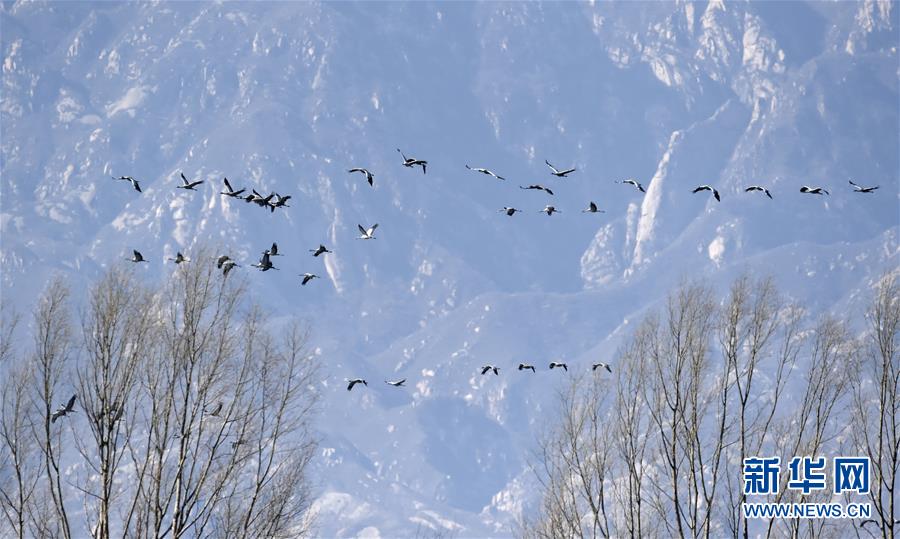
[46,151,885,419]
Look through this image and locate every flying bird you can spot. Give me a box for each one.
[385,379,406,387]
[397,149,427,174]
[205,401,223,417]
[481,365,500,376]
[357,223,378,240]
[51,394,77,424]
[347,378,367,391]
[518,363,536,373]
[128,250,148,263]
[251,252,278,271]
[849,180,879,193]
[540,205,561,216]
[112,175,142,193]
[519,184,554,196]
[309,244,332,257]
[216,255,232,269]
[300,273,319,286]
[618,179,645,193]
[168,252,187,264]
[745,186,773,199]
[349,168,375,187]
[177,172,204,191]
[220,177,245,198]
[800,186,829,195]
[582,201,605,213]
[465,165,505,181]
[549,362,568,371]
[221,260,239,276]
[692,185,721,202]
[499,207,520,216]
[592,362,612,373]
[266,242,282,257]
[545,160,576,178]
[270,193,292,211]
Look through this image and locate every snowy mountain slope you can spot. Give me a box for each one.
[2,2,898,536]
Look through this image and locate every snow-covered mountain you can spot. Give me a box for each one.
[2,2,897,536]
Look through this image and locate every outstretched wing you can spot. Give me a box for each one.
[358,224,367,235]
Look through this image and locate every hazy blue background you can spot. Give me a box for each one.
[2,1,897,536]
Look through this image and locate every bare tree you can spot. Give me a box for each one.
[644,282,728,539]
[73,267,157,539]
[851,273,899,539]
[0,361,40,538]
[766,315,854,539]
[523,374,613,538]
[610,318,654,538]
[2,249,319,538]
[27,278,75,539]
[524,276,872,539]
[717,276,802,539]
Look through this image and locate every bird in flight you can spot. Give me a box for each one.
[51,394,77,423]
[221,259,239,276]
[300,273,319,286]
[168,252,187,264]
[349,168,375,187]
[251,252,278,271]
[128,250,148,263]
[692,185,721,202]
[582,201,605,213]
[397,149,427,174]
[849,180,879,193]
[358,223,378,240]
[265,242,282,257]
[545,160,576,177]
[385,379,406,387]
[592,362,612,373]
[745,185,773,199]
[618,179,645,193]
[499,207,520,216]
[270,193,291,211]
[520,184,554,196]
[540,205,561,216]
[347,378,367,391]
[220,177,245,198]
[205,401,223,417]
[800,186,829,195]
[113,175,142,193]
[177,172,204,191]
[481,365,500,376]
[549,361,568,371]
[465,165,505,181]
[309,244,332,257]
[518,363,536,373]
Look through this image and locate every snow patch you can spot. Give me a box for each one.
[107,86,148,117]
[708,236,726,266]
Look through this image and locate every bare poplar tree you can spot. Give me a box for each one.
[27,278,75,539]
[717,276,802,539]
[2,249,319,538]
[851,273,899,539]
[765,315,854,539]
[73,267,157,539]
[523,374,613,538]
[644,282,729,539]
[0,361,40,538]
